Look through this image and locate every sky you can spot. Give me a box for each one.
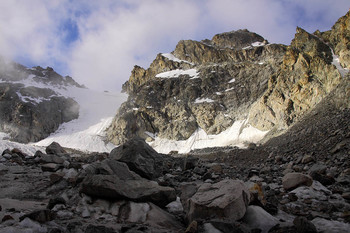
[0,0,349,91]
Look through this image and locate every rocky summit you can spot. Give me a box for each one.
[0,60,82,143]
[0,9,350,233]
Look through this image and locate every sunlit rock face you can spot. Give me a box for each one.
[108,10,350,148]
[108,30,286,145]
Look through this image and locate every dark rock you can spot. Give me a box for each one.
[209,219,249,233]
[39,154,65,164]
[47,196,66,209]
[80,159,176,207]
[109,137,167,179]
[41,163,63,172]
[309,171,335,186]
[293,216,317,233]
[85,225,117,233]
[19,209,55,223]
[46,142,67,155]
[2,214,14,222]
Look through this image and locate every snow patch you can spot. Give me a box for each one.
[228,78,236,83]
[156,69,199,79]
[149,119,268,154]
[161,53,193,65]
[332,53,349,77]
[194,97,215,104]
[225,87,235,92]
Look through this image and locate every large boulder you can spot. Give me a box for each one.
[109,137,166,179]
[79,159,176,207]
[282,172,313,191]
[186,179,250,222]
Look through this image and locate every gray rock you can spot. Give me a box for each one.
[80,159,176,207]
[109,137,165,179]
[293,216,317,233]
[46,142,67,155]
[282,173,313,191]
[242,205,278,233]
[41,163,63,172]
[186,179,250,222]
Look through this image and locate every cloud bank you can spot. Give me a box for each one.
[0,0,348,91]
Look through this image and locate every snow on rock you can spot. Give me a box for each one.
[161,53,193,65]
[194,97,215,104]
[332,53,349,77]
[149,119,268,154]
[155,69,199,79]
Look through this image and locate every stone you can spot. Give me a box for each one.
[109,137,165,179]
[186,179,250,222]
[185,221,198,233]
[242,205,278,233]
[301,155,314,164]
[282,173,313,191]
[41,163,62,172]
[39,154,65,164]
[85,225,116,233]
[293,216,317,233]
[80,160,176,207]
[19,209,55,223]
[46,142,67,155]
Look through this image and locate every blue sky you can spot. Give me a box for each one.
[0,0,348,91]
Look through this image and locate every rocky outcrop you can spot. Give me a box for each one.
[248,27,343,131]
[108,11,350,147]
[319,10,350,69]
[108,30,286,145]
[0,60,81,143]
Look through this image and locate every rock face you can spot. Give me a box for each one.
[108,30,286,145]
[248,27,343,131]
[108,10,350,146]
[0,61,81,143]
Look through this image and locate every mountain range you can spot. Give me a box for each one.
[0,9,349,233]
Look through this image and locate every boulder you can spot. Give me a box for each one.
[242,205,278,233]
[80,159,176,207]
[282,173,313,191]
[109,137,165,179]
[186,179,250,222]
[46,142,67,155]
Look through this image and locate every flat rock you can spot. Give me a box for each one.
[282,173,313,191]
[80,159,176,207]
[186,179,250,222]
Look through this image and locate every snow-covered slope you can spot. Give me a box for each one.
[34,87,127,152]
[0,70,127,154]
[149,119,268,154]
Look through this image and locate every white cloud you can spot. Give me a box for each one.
[70,0,201,91]
[0,0,348,91]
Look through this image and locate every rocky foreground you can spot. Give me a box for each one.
[1,116,349,233]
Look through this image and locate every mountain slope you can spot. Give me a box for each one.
[107,11,350,153]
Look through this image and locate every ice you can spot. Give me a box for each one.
[161,53,193,65]
[149,119,268,154]
[194,97,215,104]
[155,69,199,79]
